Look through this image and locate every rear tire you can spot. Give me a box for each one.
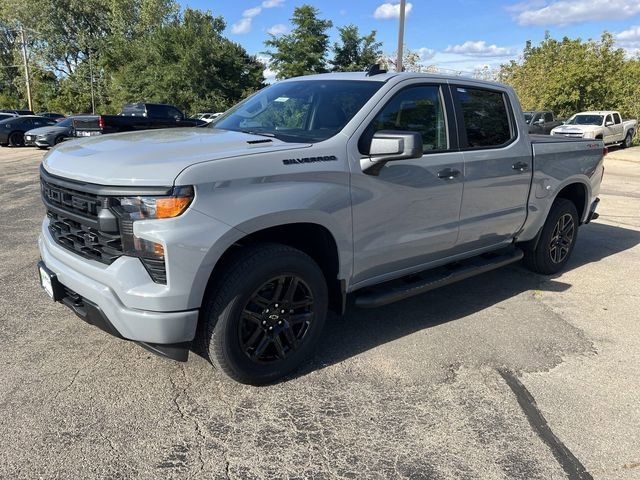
[197,243,328,385]
[8,132,24,147]
[523,198,579,275]
[622,131,633,149]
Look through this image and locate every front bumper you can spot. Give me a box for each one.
[39,223,199,346]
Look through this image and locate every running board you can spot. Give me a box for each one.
[354,248,524,308]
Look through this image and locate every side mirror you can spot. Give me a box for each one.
[605,121,614,127]
[536,118,545,125]
[361,130,423,175]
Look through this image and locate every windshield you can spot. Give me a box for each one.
[523,112,533,124]
[213,80,384,143]
[566,114,603,126]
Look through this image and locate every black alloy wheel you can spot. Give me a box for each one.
[239,275,314,363]
[548,213,575,264]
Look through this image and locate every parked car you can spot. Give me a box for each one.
[37,112,66,121]
[0,116,57,147]
[551,111,637,147]
[38,72,604,384]
[73,103,207,137]
[191,112,223,123]
[0,109,35,116]
[24,116,76,149]
[523,111,563,135]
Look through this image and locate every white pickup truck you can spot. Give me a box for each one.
[551,111,636,148]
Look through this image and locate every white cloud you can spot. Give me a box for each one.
[417,47,436,61]
[444,41,516,57]
[510,0,640,26]
[616,25,640,56]
[231,0,284,35]
[257,56,277,83]
[373,2,413,20]
[231,17,252,34]
[243,6,262,18]
[262,0,284,7]
[267,23,288,35]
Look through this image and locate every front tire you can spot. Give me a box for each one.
[198,244,328,385]
[523,198,579,275]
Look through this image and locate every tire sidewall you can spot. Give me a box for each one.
[208,249,328,384]
[624,132,632,148]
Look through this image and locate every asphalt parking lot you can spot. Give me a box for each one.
[1,146,639,479]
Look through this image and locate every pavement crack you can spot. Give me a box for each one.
[498,369,593,480]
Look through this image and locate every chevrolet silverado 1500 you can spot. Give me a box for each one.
[38,72,604,384]
[551,110,636,147]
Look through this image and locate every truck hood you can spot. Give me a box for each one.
[552,125,601,134]
[42,128,309,186]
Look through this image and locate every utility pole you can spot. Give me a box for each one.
[19,26,33,111]
[395,0,406,72]
[88,47,96,114]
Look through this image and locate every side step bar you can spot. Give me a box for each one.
[354,248,524,308]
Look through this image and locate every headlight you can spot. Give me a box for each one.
[111,186,194,281]
[582,131,595,139]
[114,185,194,220]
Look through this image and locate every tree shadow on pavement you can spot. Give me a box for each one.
[306,221,640,376]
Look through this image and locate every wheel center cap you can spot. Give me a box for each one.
[268,314,279,320]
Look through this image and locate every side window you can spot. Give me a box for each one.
[167,107,182,120]
[360,85,448,154]
[613,113,622,124]
[605,114,613,126]
[544,112,554,122]
[456,87,513,148]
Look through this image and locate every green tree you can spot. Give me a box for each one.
[330,25,382,72]
[263,5,332,80]
[106,9,264,114]
[499,32,635,119]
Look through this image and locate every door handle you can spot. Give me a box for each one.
[512,162,529,172]
[437,168,461,180]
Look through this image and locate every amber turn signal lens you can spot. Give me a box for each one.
[156,196,192,218]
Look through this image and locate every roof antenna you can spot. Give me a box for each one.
[366,64,387,77]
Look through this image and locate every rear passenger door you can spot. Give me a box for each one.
[452,85,532,253]
[612,113,624,142]
[349,82,465,285]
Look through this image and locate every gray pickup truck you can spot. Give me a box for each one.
[524,110,563,135]
[38,72,604,384]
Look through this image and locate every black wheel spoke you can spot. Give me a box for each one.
[273,336,287,358]
[282,323,299,349]
[242,309,263,325]
[244,327,264,349]
[252,336,271,359]
[289,312,312,325]
[283,277,299,303]
[239,274,315,364]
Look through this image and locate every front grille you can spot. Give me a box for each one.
[47,210,123,264]
[557,133,584,138]
[41,171,167,284]
[41,177,101,219]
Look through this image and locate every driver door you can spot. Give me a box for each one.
[348,83,464,286]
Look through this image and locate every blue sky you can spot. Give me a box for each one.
[181,0,640,79]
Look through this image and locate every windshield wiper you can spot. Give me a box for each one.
[240,129,277,138]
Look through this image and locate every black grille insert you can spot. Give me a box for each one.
[47,211,123,264]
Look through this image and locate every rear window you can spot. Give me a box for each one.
[456,87,513,148]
